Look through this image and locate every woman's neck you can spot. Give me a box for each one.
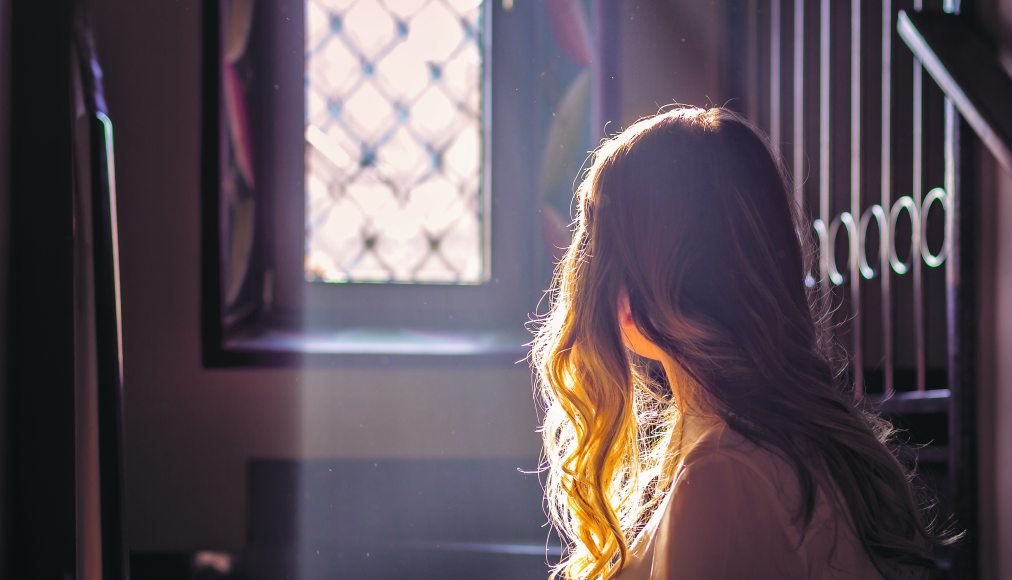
[661,358,716,419]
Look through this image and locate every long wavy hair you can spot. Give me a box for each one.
[531,107,955,579]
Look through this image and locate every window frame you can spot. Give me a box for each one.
[201,0,614,367]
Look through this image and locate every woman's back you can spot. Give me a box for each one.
[617,415,884,580]
[533,107,949,579]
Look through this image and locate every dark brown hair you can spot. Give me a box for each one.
[532,106,955,579]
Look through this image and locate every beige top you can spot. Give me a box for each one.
[615,415,883,580]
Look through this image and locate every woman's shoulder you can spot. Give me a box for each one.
[676,420,808,533]
[681,424,789,498]
[669,421,885,579]
[649,422,811,579]
[675,436,786,513]
[679,418,784,486]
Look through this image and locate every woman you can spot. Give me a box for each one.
[531,107,955,579]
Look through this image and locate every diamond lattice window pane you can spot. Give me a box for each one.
[305,0,485,284]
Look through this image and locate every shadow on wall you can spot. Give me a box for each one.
[242,458,552,580]
[130,458,555,580]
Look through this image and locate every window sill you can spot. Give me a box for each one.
[204,323,531,369]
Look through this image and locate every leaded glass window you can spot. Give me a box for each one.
[304,0,485,284]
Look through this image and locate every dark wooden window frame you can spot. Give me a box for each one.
[201,1,622,368]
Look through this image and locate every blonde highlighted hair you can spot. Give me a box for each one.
[531,107,954,579]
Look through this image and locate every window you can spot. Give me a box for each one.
[202,0,611,364]
[304,0,486,284]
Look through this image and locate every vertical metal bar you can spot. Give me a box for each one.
[793,0,804,209]
[850,0,863,397]
[770,0,781,151]
[912,0,926,391]
[881,0,895,397]
[819,0,830,286]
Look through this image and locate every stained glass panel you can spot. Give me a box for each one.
[304,0,485,284]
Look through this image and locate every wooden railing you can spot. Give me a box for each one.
[732,0,992,576]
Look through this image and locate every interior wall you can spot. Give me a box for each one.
[976,0,1012,577]
[89,0,540,553]
[617,0,722,127]
[89,0,725,553]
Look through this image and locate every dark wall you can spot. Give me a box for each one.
[975,0,1012,576]
[0,0,9,573]
[7,0,77,576]
[617,0,723,125]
